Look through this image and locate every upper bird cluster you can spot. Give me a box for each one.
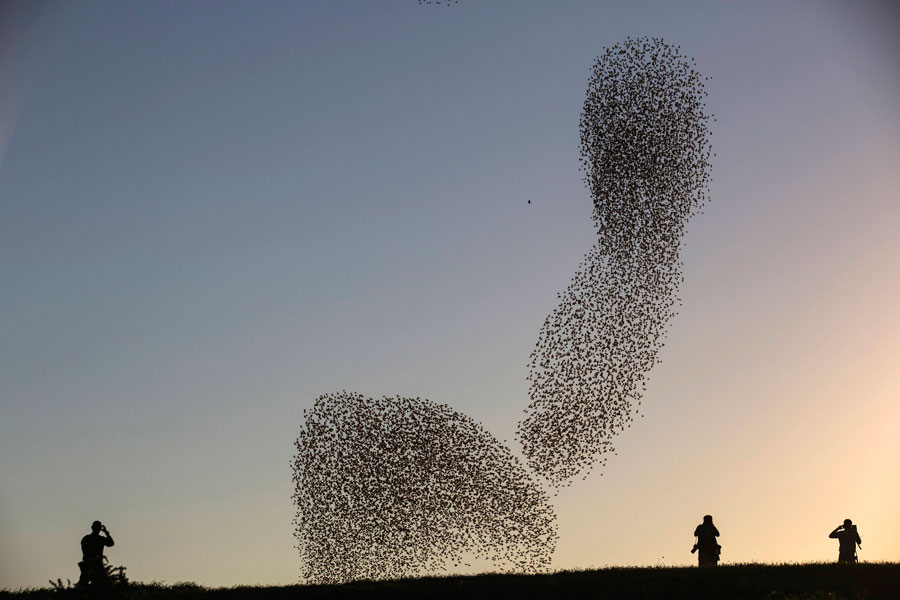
[292,392,557,584]
[581,37,712,256]
[518,37,713,486]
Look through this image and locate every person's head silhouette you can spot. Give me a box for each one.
[91,521,102,533]
[843,519,853,528]
[703,515,713,525]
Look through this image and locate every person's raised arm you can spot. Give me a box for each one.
[829,525,842,539]
[101,525,115,547]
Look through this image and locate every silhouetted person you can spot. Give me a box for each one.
[692,515,721,567]
[829,519,861,563]
[78,521,114,588]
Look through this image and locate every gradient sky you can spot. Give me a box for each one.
[1,0,899,589]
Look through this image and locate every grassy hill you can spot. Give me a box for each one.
[4,563,899,599]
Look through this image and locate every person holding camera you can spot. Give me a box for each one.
[78,520,115,588]
[829,519,862,563]
[692,514,721,567]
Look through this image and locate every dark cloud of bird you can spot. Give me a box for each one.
[517,37,714,487]
[290,37,711,584]
[292,392,557,584]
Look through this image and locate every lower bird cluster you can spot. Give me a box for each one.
[292,392,557,584]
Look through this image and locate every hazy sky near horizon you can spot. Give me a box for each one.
[1,0,899,589]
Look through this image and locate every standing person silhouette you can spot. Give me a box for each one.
[829,519,861,563]
[692,515,721,567]
[78,521,115,588]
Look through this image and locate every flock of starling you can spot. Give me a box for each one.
[518,37,714,486]
[292,392,557,584]
[292,37,713,582]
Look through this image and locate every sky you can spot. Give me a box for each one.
[1,0,899,589]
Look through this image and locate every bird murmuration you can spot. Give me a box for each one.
[517,37,714,487]
[293,392,558,583]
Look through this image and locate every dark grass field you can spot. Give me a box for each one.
[4,563,899,599]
